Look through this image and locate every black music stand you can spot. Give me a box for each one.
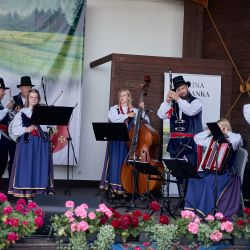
[127,160,164,208]
[31,105,74,195]
[206,122,227,215]
[163,159,201,218]
[92,122,129,204]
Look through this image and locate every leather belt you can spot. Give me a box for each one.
[170,132,194,138]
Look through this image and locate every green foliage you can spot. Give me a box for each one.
[144,224,177,250]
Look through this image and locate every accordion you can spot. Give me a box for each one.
[198,138,232,172]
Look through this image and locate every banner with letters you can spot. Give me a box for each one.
[0,0,86,165]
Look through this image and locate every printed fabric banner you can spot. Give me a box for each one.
[0,0,86,165]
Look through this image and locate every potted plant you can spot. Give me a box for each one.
[232,207,250,246]
[0,192,45,249]
[51,201,115,250]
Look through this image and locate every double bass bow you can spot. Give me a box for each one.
[120,76,164,195]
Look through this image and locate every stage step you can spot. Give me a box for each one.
[8,235,57,249]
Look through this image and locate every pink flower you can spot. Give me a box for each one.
[134,247,142,250]
[65,210,74,222]
[205,214,215,222]
[77,221,89,232]
[27,201,37,210]
[88,212,96,220]
[194,217,201,224]
[181,210,196,220]
[215,212,224,220]
[75,206,87,219]
[65,200,75,208]
[71,222,77,232]
[221,221,234,233]
[3,206,13,215]
[7,232,19,242]
[80,203,88,209]
[96,204,113,217]
[188,222,199,234]
[0,192,7,202]
[210,231,223,241]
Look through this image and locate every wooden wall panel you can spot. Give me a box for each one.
[202,0,250,148]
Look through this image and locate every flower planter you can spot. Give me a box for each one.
[234,237,250,246]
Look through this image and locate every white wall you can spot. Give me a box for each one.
[54,0,184,180]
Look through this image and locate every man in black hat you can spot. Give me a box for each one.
[7,76,35,180]
[0,78,14,188]
[12,76,35,111]
[157,75,203,198]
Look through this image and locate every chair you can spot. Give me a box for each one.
[232,147,248,210]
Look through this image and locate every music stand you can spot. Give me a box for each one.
[31,105,74,195]
[92,122,129,142]
[163,159,201,218]
[92,122,129,204]
[206,122,227,215]
[127,160,164,208]
[31,105,74,125]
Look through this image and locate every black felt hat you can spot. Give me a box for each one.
[17,76,35,88]
[173,76,190,91]
[0,78,9,90]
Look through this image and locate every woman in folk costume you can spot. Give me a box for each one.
[8,89,54,199]
[100,88,150,194]
[184,118,243,218]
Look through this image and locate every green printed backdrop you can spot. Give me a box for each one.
[0,0,86,165]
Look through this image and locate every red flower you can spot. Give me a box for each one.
[7,232,19,242]
[34,208,44,217]
[132,210,142,217]
[0,192,7,203]
[131,217,139,227]
[100,214,108,224]
[23,221,28,226]
[143,214,150,221]
[111,219,121,229]
[3,206,13,215]
[243,207,250,217]
[112,211,122,218]
[248,219,250,224]
[236,219,246,226]
[159,215,169,225]
[27,201,37,210]
[34,216,44,228]
[149,201,160,212]
[5,218,19,227]
[15,204,24,213]
[16,198,26,206]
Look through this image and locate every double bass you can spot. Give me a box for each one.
[120,76,164,195]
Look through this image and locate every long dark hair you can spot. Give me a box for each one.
[25,89,41,108]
